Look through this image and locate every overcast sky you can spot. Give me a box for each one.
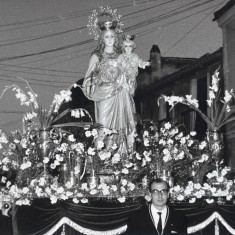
[0,0,229,131]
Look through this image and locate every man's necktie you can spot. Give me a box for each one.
[157,212,162,235]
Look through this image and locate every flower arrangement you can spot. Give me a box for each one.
[170,165,234,204]
[134,120,197,182]
[162,68,235,131]
[1,77,92,132]
[189,138,215,183]
[0,124,146,205]
[0,74,234,206]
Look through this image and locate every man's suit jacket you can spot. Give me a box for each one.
[124,204,187,235]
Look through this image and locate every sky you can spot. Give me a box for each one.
[0,0,230,131]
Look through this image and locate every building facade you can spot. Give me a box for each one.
[214,0,235,172]
[135,46,222,139]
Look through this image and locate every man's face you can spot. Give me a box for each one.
[150,182,169,210]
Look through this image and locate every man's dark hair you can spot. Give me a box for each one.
[148,178,170,192]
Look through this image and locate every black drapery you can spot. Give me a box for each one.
[2,198,235,235]
[13,198,142,235]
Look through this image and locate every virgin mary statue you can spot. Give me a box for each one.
[82,6,136,154]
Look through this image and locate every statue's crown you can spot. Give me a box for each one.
[87,6,123,40]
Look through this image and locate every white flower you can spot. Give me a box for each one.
[52,90,72,112]
[210,187,217,194]
[81,198,88,203]
[159,139,166,145]
[167,139,173,145]
[221,167,230,176]
[163,148,170,155]
[122,168,129,174]
[177,151,184,160]
[117,196,126,203]
[112,153,121,164]
[1,176,7,183]
[224,90,232,103]
[206,198,214,204]
[185,95,199,108]
[145,195,151,202]
[172,185,181,192]
[99,151,111,160]
[189,198,196,203]
[163,95,184,107]
[198,154,209,163]
[164,122,171,129]
[20,138,27,148]
[121,179,127,186]
[144,138,150,146]
[194,183,201,190]
[143,151,151,160]
[111,185,117,191]
[91,129,98,137]
[208,90,215,100]
[135,153,141,160]
[22,187,29,194]
[111,143,118,150]
[144,154,151,162]
[2,165,9,171]
[39,177,47,186]
[20,161,32,170]
[199,141,207,150]
[194,190,204,198]
[43,157,49,164]
[141,158,146,167]
[180,137,186,144]
[143,131,149,137]
[71,109,82,118]
[88,147,95,156]
[97,140,104,149]
[163,155,171,162]
[187,140,194,147]
[125,162,133,168]
[85,131,92,137]
[50,195,58,204]
[2,157,10,164]
[90,189,98,195]
[177,195,184,201]
[190,131,196,136]
[206,99,212,107]
[68,135,76,142]
[81,183,88,191]
[0,135,8,144]
[73,198,79,204]
[128,182,135,191]
[24,111,37,121]
[50,163,56,169]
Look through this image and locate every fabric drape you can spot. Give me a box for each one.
[4,199,235,235]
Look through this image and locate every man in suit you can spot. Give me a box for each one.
[125,178,187,235]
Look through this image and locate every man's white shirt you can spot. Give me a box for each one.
[151,204,167,230]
